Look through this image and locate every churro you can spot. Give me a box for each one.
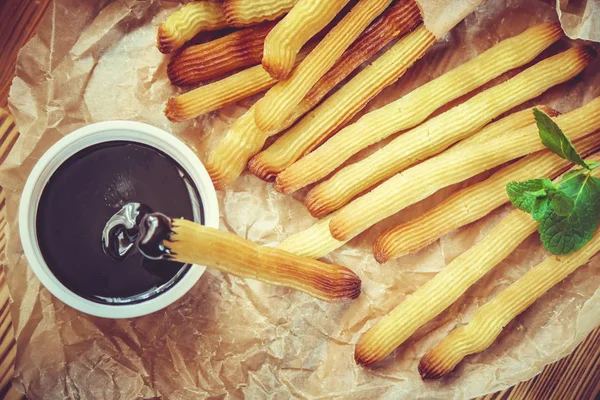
[137,214,361,302]
[419,224,600,378]
[254,0,394,131]
[167,22,275,86]
[223,0,298,27]
[374,131,600,262]
[157,1,227,54]
[355,154,600,366]
[307,46,595,219]
[330,93,600,242]
[261,0,349,80]
[274,22,563,194]
[249,0,423,181]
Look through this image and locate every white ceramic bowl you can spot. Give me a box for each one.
[19,121,219,319]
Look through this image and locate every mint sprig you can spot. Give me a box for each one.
[506,108,600,255]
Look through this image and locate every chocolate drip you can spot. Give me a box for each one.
[137,213,175,260]
[36,141,198,304]
[102,202,153,260]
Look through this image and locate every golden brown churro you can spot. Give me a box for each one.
[208,2,424,188]
[205,108,267,190]
[419,225,600,379]
[167,44,314,122]
[374,131,600,263]
[274,22,563,194]
[355,155,600,366]
[330,91,600,243]
[157,1,227,54]
[307,46,595,219]
[261,0,349,80]
[260,24,434,183]
[223,0,298,27]
[141,216,361,302]
[167,22,275,87]
[254,0,394,131]
[279,97,600,260]
[165,66,277,122]
[277,214,344,259]
[249,0,423,181]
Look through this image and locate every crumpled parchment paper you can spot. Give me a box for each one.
[1,0,600,399]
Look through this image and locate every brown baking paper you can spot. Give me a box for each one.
[2,0,600,398]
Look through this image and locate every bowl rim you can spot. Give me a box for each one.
[18,120,219,319]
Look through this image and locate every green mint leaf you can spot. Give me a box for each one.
[506,178,554,220]
[538,172,600,254]
[534,108,589,169]
[532,197,550,222]
[549,190,574,216]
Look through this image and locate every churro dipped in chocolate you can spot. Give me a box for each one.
[136,213,361,302]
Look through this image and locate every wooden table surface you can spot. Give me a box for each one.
[0,1,598,399]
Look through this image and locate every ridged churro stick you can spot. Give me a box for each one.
[330,93,600,243]
[206,108,266,190]
[137,214,361,302]
[277,214,344,259]
[157,1,227,54]
[250,1,423,181]
[165,45,313,122]
[355,156,600,366]
[419,226,600,379]
[261,0,350,80]
[207,3,424,187]
[307,46,596,219]
[374,131,600,262]
[280,97,600,260]
[249,1,425,180]
[167,22,275,87]
[274,22,563,193]
[223,0,298,27]
[165,66,276,122]
[254,0,394,130]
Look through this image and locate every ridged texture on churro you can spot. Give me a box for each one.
[223,0,298,27]
[261,0,349,80]
[167,22,275,87]
[249,0,424,181]
[374,130,600,263]
[274,22,563,194]
[307,46,596,220]
[355,152,600,366]
[205,108,268,190]
[277,214,347,259]
[165,66,277,122]
[355,209,538,366]
[168,219,361,302]
[419,223,600,378]
[255,0,394,131]
[157,1,227,54]
[259,25,434,185]
[201,45,315,188]
[330,92,600,243]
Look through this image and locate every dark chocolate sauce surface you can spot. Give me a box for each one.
[36,141,201,305]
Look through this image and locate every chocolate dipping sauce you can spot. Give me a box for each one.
[36,141,202,305]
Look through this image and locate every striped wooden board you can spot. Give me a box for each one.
[0,1,598,399]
